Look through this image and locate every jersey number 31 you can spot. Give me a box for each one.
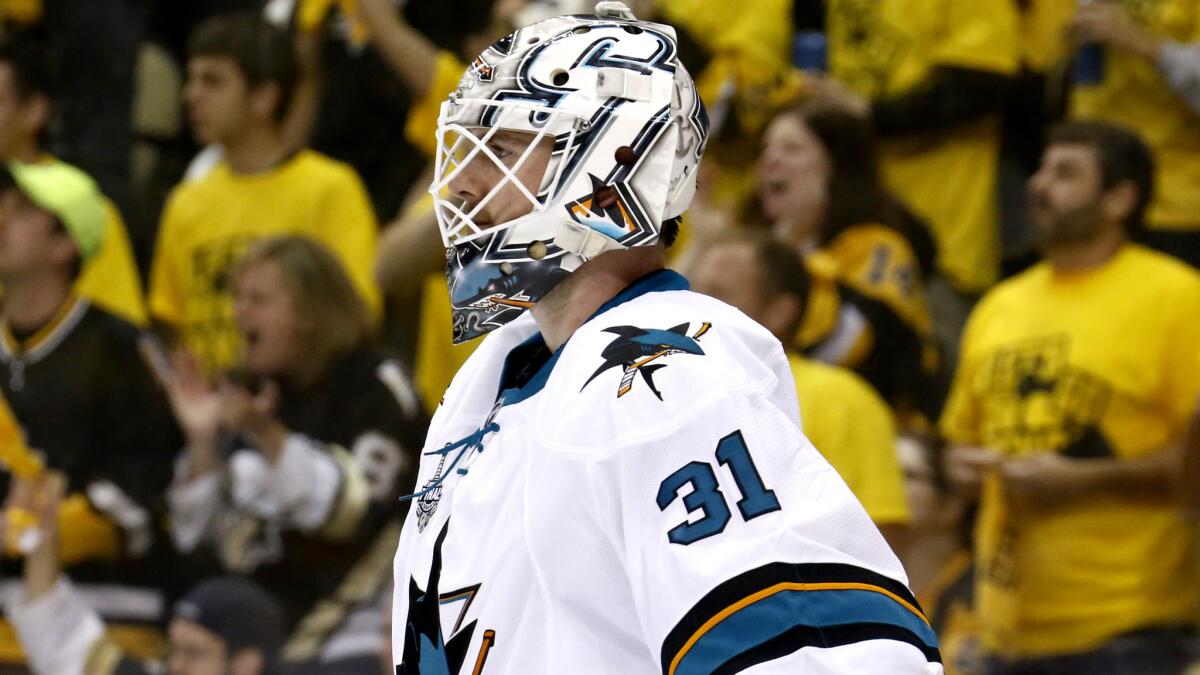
[656,430,781,545]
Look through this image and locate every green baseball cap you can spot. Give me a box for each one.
[6,160,106,260]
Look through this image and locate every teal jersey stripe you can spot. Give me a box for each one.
[675,587,939,675]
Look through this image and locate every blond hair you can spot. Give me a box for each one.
[232,235,375,377]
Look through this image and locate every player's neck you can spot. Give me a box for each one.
[1044,224,1125,274]
[223,123,293,175]
[2,273,74,336]
[532,246,667,352]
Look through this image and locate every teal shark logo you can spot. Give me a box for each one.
[401,522,485,675]
[582,322,711,400]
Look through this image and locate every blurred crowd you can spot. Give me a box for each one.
[0,0,1194,673]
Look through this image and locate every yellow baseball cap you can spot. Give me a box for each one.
[6,160,106,260]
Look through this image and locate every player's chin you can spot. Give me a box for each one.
[1027,208,1055,234]
[189,120,219,146]
[240,335,267,371]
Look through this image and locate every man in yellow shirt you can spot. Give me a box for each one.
[942,121,1200,672]
[0,38,145,326]
[1067,0,1200,269]
[149,12,380,373]
[690,234,910,548]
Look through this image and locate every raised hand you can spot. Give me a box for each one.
[1069,1,1161,62]
[161,349,223,479]
[217,379,289,463]
[21,472,65,601]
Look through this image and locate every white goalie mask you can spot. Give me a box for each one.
[430,1,709,343]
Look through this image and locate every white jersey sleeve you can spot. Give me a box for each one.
[7,578,105,675]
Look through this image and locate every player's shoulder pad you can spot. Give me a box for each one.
[529,289,791,448]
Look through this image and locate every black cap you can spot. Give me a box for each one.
[173,577,287,656]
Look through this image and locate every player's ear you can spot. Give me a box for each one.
[248,80,282,124]
[48,224,80,272]
[1102,179,1138,229]
[17,92,49,138]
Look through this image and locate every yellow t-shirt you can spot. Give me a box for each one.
[149,150,380,372]
[658,0,791,132]
[1017,0,1077,72]
[405,50,467,160]
[940,244,1200,656]
[76,200,148,326]
[827,0,1020,292]
[1069,0,1200,231]
[789,353,910,525]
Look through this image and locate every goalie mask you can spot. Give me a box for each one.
[431,1,709,343]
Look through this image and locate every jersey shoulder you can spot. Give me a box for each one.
[73,302,141,352]
[531,290,794,449]
[286,149,368,191]
[1123,244,1200,291]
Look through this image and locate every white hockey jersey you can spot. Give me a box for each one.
[392,270,942,674]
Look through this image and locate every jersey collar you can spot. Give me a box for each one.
[0,295,88,364]
[497,269,690,405]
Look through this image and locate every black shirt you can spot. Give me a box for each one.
[0,297,181,624]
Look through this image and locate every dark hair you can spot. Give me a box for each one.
[175,576,285,659]
[735,233,812,335]
[231,236,374,377]
[188,12,297,122]
[1047,120,1156,236]
[0,37,52,101]
[660,215,682,247]
[779,101,888,240]
[773,101,937,277]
